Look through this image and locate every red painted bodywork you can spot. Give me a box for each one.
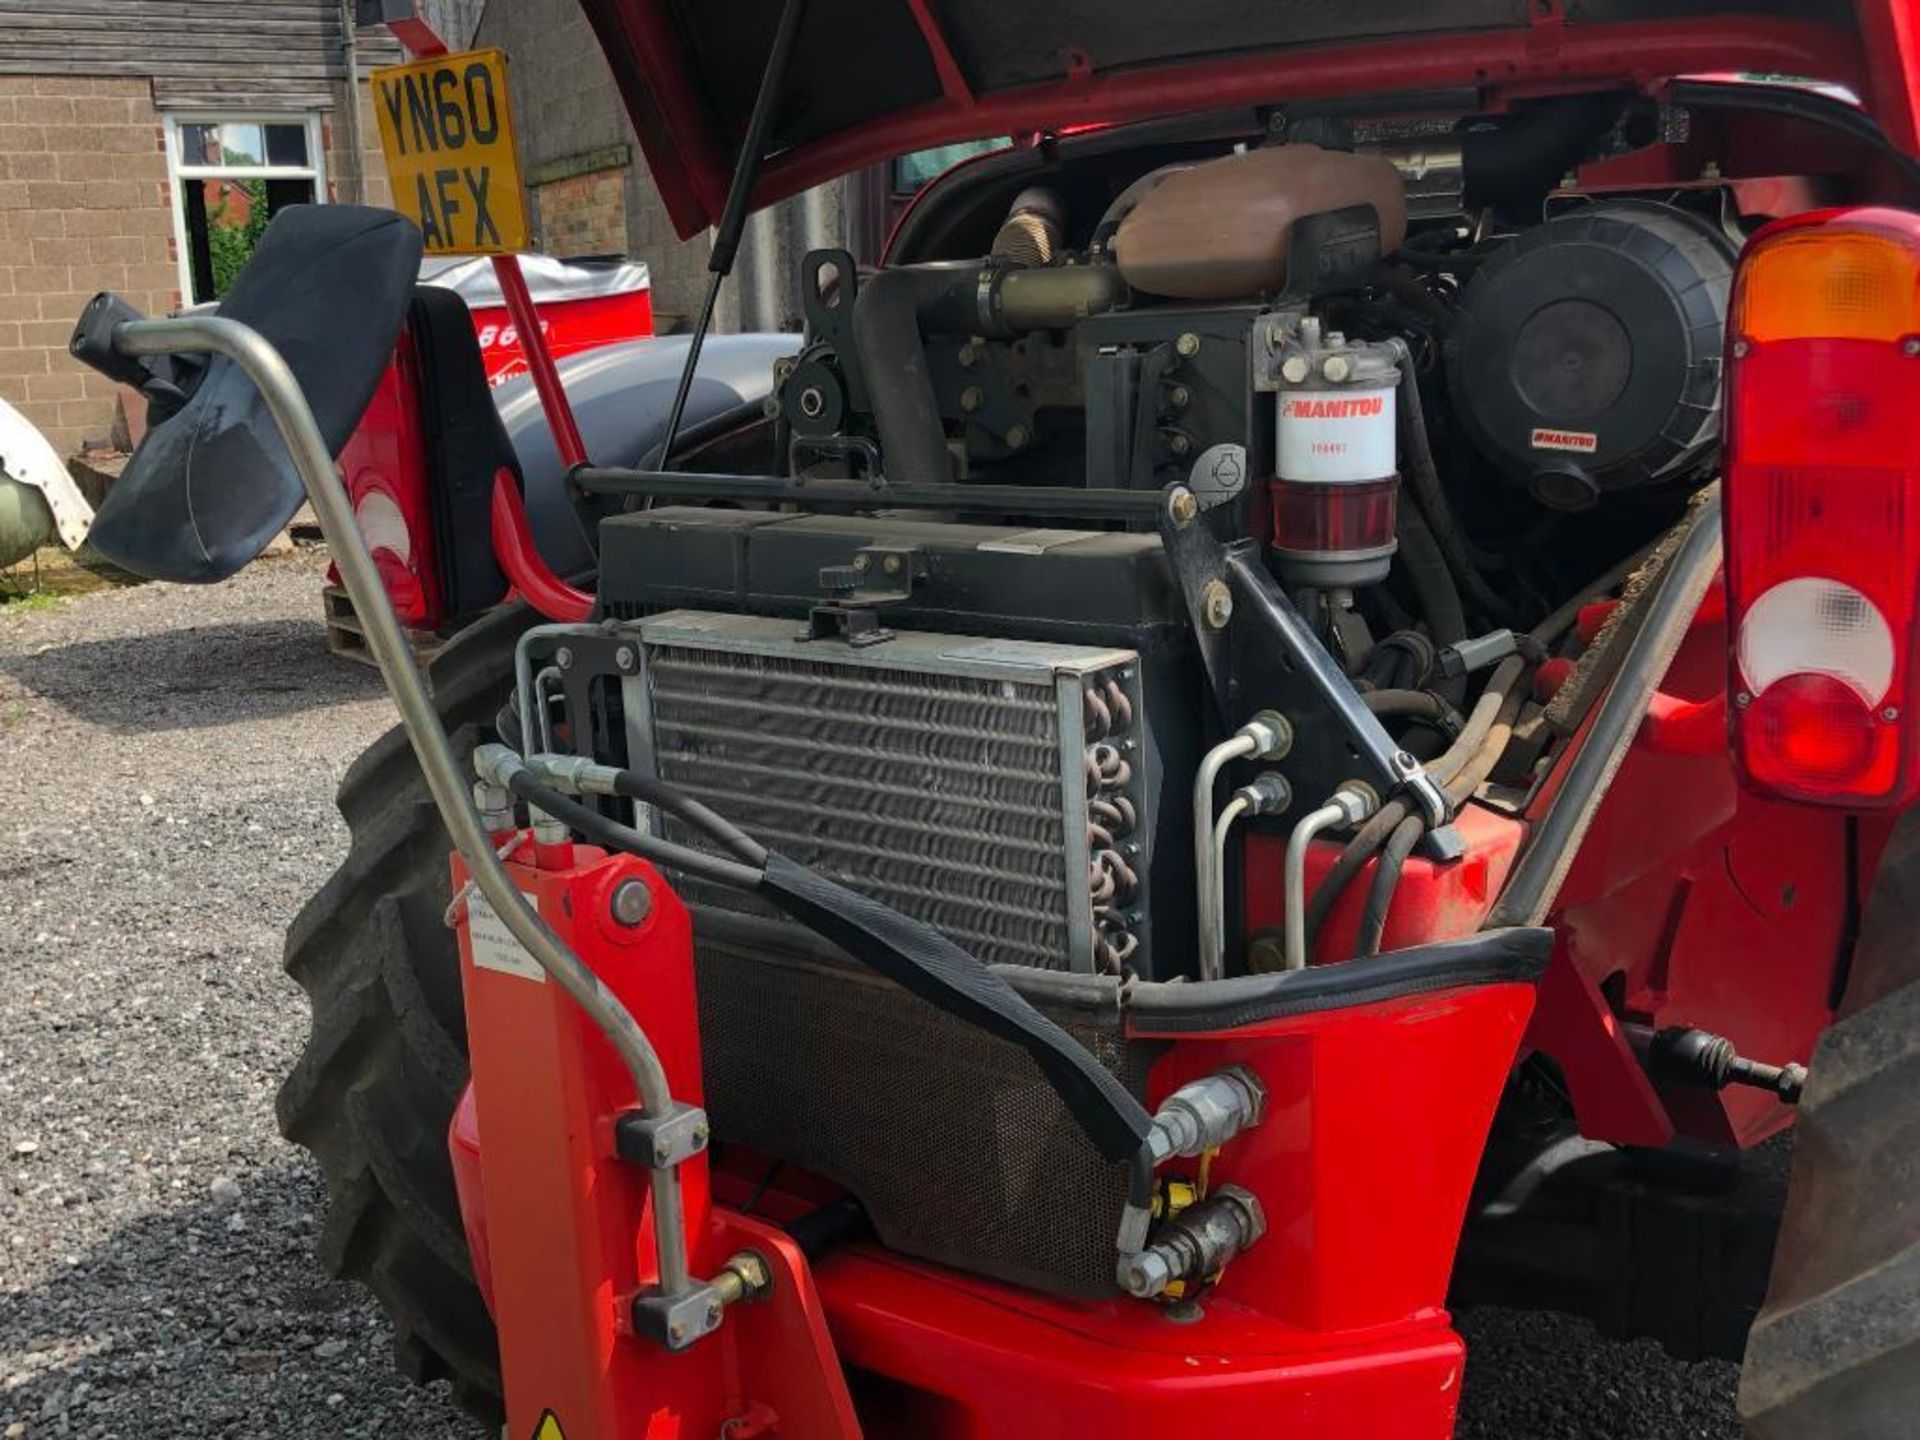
[491,468,593,622]
[582,2,1889,239]
[449,840,1537,1437]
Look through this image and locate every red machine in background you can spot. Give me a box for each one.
[419,254,655,387]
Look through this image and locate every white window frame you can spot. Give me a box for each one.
[163,113,328,305]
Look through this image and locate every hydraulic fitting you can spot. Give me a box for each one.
[1642,1025,1808,1104]
[473,778,513,835]
[1147,1065,1267,1164]
[1118,1185,1267,1298]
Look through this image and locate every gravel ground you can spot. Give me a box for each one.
[0,553,1743,1438]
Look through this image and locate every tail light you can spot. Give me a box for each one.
[332,331,445,631]
[1724,207,1920,807]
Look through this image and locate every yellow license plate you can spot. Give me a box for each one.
[372,48,530,256]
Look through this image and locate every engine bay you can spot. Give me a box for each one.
[576,84,1878,990]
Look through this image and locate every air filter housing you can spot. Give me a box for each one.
[1449,200,1736,512]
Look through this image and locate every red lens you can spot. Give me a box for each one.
[1746,672,1886,795]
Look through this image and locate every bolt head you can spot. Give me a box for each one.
[1905,337,1920,359]
[1168,488,1199,526]
[615,646,638,673]
[1322,354,1353,383]
[669,1321,687,1343]
[610,878,653,928]
[853,553,871,571]
[1201,579,1234,630]
[1175,331,1201,358]
[882,553,903,575]
[1279,354,1311,384]
[555,646,574,669]
[960,385,985,412]
[1168,433,1192,457]
[1005,424,1030,450]
[1168,385,1191,409]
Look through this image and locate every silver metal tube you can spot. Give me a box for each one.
[1207,794,1251,976]
[515,622,604,756]
[1284,802,1351,971]
[1194,732,1259,979]
[111,315,695,1295]
[534,665,563,754]
[1488,489,1723,928]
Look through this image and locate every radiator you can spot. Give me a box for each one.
[622,612,1152,974]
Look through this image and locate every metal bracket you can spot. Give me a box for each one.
[614,1101,711,1169]
[799,549,925,648]
[631,1278,729,1351]
[1158,485,1449,828]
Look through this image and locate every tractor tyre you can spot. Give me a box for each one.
[1739,810,1920,1439]
[276,605,525,1422]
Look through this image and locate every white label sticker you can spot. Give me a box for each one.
[1188,442,1248,509]
[1530,426,1599,454]
[1276,387,1397,483]
[467,890,547,983]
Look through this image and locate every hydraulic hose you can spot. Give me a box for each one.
[1361,688,1459,725]
[1303,798,1408,955]
[497,763,766,892]
[1355,813,1426,957]
[1389,340,1514,626]
[1460,93,1627,208]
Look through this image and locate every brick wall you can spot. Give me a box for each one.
[0,77,178,456]
[476,0,712,328]
[323,77,392,209]
[533,166,628,258]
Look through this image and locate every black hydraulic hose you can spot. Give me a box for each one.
[1361,689,1458,725]
[1391,344,1514,626]
[656,0,808,466]
[1304,798,1409,953]
[1460,93,1626,208]
[607,770,767,867]
[506,771,767,892]
[1355,814,1427,958]
[1395,499,1468,703]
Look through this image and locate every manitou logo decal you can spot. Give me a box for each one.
[1283,396,1387,420]
[1530,426,1600,454]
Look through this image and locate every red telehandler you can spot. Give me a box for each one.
[57,2,1920,1436]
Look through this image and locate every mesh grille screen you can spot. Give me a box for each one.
[695,932,1148,1296]
[647,645,1075,969]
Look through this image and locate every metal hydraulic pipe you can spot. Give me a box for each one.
[1284,787,1377,970]
[514,621,606,761]
[108,314,697,1302]
[1488,489,1723,928]
[1208,794,1250,976]
[1193,713,1290,980]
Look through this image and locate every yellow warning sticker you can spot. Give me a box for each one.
[371,48,530,256]
[530,1411,566,1440]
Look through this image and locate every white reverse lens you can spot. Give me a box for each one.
[1738,576,1896,704]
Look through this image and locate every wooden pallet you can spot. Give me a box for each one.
[322,584,445,669]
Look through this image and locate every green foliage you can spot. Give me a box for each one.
[206,179,271,300]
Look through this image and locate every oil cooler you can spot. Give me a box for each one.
[614,611,1161,1295]
[622,611,1156,975]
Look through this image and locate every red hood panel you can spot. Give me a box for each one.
[578,0,1885,239]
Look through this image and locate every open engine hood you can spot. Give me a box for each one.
[577,0,1905,240]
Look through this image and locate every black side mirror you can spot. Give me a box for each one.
[71,204,422,583]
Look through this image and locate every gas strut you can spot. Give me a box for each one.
[654,0,808,468]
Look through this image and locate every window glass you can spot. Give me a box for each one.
[170,117,322,302]
[265,124,309,167]
[891,140,1007,196]
[182,122,266,168]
